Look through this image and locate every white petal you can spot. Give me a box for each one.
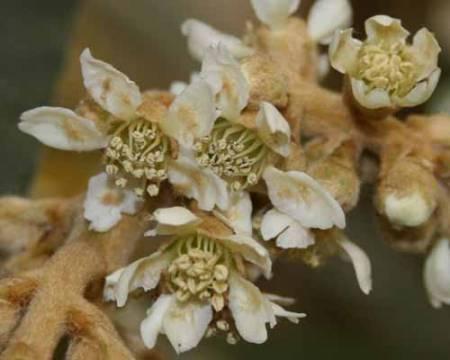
[80,49,142,120]
[140,294,173,349]
[250,0,300,30]
[181,19,254,62]
[19,107,108,151]
[201,44,249,121]
[145,206,202,237]
[83,173,141,232]
[163,79,217,147]
[338,236,372,295]
[329,29,362,75]
[269,301,306,324]
[350,78,392,109]
[153,207,199,227]
[395,68,441,108]
[168,150,230,211]
[424,238,450,308]
[261,209,314,249]
[276,221,315,249]
[115,251,171,307]
[307,0,352,45]
[214,191,253,235]
[365,15,409,45]
[163,300,212,353]
[411,28,441,81]
[228,272,272,343]
[255,102,291,157]
[263,166,346,229]
[216,234,272,278]
[103,267,124,302]
[260,208,292,240]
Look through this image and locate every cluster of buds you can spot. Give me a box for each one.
[16,0,450,355]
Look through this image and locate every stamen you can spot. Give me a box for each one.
[357,40,418,97]
[166,234,231,310]
[194,119,269,190]
[104,119,169,197]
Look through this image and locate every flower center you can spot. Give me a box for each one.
[167,234,231,311]
[357,41,417,97]
[194,119,269,191]
[104,119,169,197]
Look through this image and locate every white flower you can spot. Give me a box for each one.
[250,0,300,30]
[337,235,372,295]
[19,48,217,231]
[307,0,352,45]
[262,166,346,230]
[84,173,141,232]
[260,208,315,249]
[424,238,450,308]
[329,15,441,109]
[105,207,304,353]
[181,19,253,62]
[169,101,291,210]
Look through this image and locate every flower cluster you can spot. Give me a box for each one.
[18,0,450,355]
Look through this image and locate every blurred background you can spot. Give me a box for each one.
[0,0,449,358]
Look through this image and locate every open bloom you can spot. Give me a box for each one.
[330,15,441,109]
[167,45,292,211]
[250,0,352,44]
[19,49,217,231]
[104,207,304,353]
[424,238,450,308]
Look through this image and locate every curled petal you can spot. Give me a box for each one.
[146,207,202,237]
[153,207,200,227]
[255,102,291,157]
[162,300,213,354]
[181,19,253,62]
[201,44,250,121]
[214,191,253,235]
[103,268,124,302]
[80,49,142,121]
[250,0,300,30]
[424,238,450,308]
[365,15,409,45]
[411,28,441,81]
[228,272,273,343]
[394,68,441,108]
[83,173,141,232]
[168,150,230,211]
[19,107,108,151]
[163,79,217,147]
[338,236,372,295]
[329,29,362,75]
[350,78,392,109]
[307,0,353,45]
[140,294,173,349]
[115,251,171,307]
[261,209,314,249]
[263,166,346,229]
